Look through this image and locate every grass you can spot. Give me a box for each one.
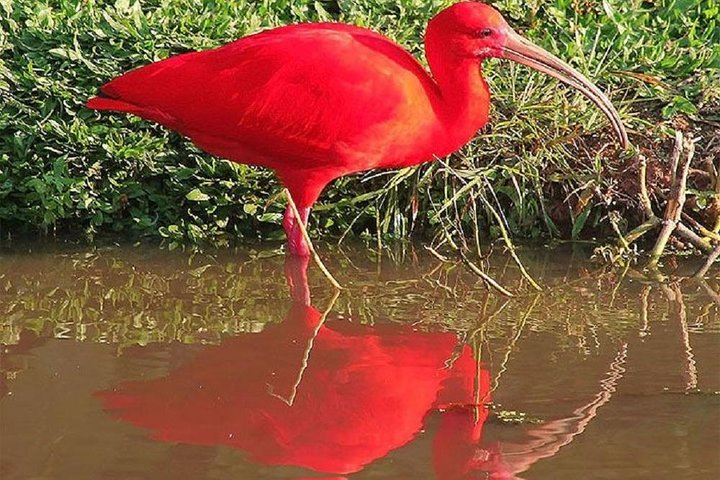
[1,0,718,250]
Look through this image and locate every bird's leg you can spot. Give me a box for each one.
[283,204,311,257]
[284,254,311,305]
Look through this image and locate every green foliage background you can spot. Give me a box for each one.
[1,0,718,247]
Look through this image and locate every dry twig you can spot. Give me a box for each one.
[605,131,718,277]
[648,136,694,267]
[694,244,720,279]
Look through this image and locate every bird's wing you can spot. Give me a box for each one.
[89,24,438,172]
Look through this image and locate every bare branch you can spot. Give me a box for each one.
[693,244,720,279]
[648,135,695,267]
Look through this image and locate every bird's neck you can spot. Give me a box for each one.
[425,47,491,156]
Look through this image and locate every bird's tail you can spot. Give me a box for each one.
[86,95,176,126]
[86,96,139,113]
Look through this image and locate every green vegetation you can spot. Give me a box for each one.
[1,0,718,249]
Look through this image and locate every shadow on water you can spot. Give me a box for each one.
[0,243,718,479]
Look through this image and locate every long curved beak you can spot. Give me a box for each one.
[502,30,629,149]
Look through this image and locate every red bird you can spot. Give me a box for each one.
[87,1,628,256]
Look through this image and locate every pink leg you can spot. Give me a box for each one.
[283,204,311,257]
[284,255,311,305]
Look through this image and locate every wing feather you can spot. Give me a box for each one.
[90,24,437,173]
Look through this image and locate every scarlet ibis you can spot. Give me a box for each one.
[87,1,628,256]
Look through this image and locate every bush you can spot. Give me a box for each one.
[1,0,718,247]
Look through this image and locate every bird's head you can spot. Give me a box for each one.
[426,1,628,148]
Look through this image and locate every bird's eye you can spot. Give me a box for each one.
[474,28,493,38]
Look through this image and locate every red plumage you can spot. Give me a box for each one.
[88,2,627,255]
[87,23,473,206]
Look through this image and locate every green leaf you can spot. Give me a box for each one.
[258,213,283,224]
[0,0,13,16]
[186,189,210,202]
[572,207,592,240]
[48,48,70,59]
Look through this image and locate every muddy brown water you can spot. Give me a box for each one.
[1,243,718,479]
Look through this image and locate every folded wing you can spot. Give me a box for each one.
[87,24,437,173]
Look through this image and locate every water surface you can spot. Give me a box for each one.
[1,244,718,479]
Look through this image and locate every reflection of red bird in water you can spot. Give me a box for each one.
[96,257,501,478]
